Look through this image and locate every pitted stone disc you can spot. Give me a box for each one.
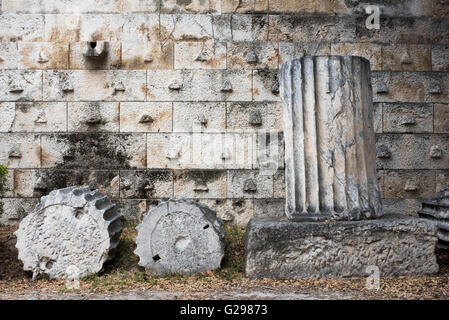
[15,186,122,279]
[134,199,225,275]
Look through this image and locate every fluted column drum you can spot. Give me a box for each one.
[280,56,382,221]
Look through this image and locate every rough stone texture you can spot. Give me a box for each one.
[68,102,119,132]
[382,44,431,71]
[1,102,67,132]
[280,56,382,220]
[15,186,122,279]
[12,169,120,198]
[418,189,449,250]
[434,104,449,133]
[382,103,433,133]
[245,215,439,279]
[121,42,173,70]
[330,42,382,71]
[173,102,226,133]
[134,198,225,275]
[120,102,172,133]
[0,3,447,226]
[69,42,121,70]
[174,41,226,70]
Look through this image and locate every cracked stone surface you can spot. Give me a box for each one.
[134,199,225,276]
[280,55,382,221]
[245,214,439,279]
[15,186,122,280]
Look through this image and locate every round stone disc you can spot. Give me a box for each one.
[134,199,225,275]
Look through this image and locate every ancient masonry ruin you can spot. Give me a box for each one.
[245,56,439,278]
[0,1,448,248]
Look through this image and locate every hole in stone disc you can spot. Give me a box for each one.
[203,224,209,229]
[174,236,190,251]
[90,42,97,48]
[152,254,161,261]
[74,208,84,219]
[46,261,53,269]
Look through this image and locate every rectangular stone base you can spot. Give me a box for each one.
[244,214,439,279]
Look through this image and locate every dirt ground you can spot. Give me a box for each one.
[1,224,449,300]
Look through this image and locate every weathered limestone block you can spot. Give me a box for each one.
[15,186,122,279]
[0,70,42,101]
[382,44,431,71]
[160,14,214,41]
[373,103,383,133]
[226,102,282,130]
[383,170,436,199]
[160,0,220,13]
[432,45,449,71]
[68,102,119,132]
[0,14,44,41]
[221,0,268,13]
[382,198,423,217]
[173,102,226,133]
[279,42,330,66]
[227,170,273,199]
[173,170,227,199]
[268,15,355,42]
[0,133,41,168]
[273,171,285,198]
[376,134,448,170]
[121,42,173,70]
[434,104,449,133]
[330,42,382,71]
[280,56,382,220]
[419,189,449,250]
[245,215,439,279]
[134,199,225,275]
[212,14,269,41]
[120,102,172,133]
[372,72,449,103]
[18,42,68,69]
[44,14,81,42]
[119,170,173,199]
[13,169,120,198]
[43,70,146,101]
[382,103,433,133]
[227,42,278,70]
[147,70,252,101]
[252,70,280,102]
[0,198,39,226]
[70,42,121,70]
[80,14,160,42]
[201,199,254,227]
[355,17,435,44]
[253,199,284,219]
[436,171,449,192]
[174,41,226,70]
[0,43,19,69]
[5,102,67,133]
[1,0,158,13]
[41,133,146,169]
[154,133,254,170]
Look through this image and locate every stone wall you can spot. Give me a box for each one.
[0,0,448,225]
